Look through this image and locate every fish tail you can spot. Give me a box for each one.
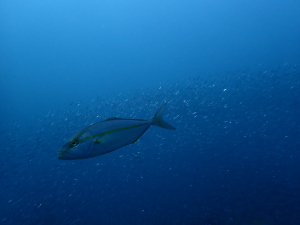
[151,103,177,130]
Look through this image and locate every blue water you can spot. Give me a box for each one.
[1,1,300,225]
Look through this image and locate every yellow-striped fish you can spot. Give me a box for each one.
[58,103,176,160]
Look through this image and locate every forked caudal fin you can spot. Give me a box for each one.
[151,103,177,130]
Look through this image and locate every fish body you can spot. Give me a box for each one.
[58,103,176,160]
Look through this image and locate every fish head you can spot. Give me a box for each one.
[58,132,94,160]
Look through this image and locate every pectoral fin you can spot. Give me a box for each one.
[94,137,103,143]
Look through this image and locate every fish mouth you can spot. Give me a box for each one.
[58,152,65,160]
[58,152,70,160]
[58,148,68,159]
[58,148,79,160]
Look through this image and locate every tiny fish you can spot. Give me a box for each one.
[58,103,176,160]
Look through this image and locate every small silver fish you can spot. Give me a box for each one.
[58,103,176,160]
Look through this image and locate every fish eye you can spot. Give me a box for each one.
[70,140,78,147]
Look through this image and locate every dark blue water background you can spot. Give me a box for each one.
[1,1,300,224]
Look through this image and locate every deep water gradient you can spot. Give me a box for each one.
[1,66,299,225]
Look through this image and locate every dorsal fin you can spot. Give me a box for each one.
[104,117,122,121]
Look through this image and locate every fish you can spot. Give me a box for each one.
[58,103,176,160]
